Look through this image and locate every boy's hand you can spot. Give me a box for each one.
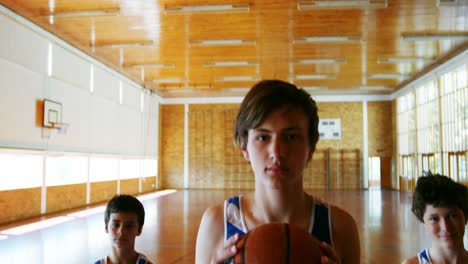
[210,233,240,264]
[320,242,341,264]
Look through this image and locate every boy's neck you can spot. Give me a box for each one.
[108,249,139,264]
[430,245,468,264]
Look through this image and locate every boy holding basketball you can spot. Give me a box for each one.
[195,80,360,264]
[401,173,468,264]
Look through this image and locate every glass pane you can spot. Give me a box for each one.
[0,152,43,191]
[46,155,88,186]
[89,157,118,182]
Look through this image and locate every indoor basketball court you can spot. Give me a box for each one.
[0,0,467,263]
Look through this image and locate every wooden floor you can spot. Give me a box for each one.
[0,188,467,264]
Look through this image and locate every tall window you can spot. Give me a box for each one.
[416,80,440,174]
[397,63,468,189]
[440,65,468,182]
[398,92,416,185]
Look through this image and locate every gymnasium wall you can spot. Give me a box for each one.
[160,100,395,190]
[367,101,394,158]
[160,105,185,189]
[0,12,159,225]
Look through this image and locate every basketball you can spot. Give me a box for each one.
[233,223,322,264]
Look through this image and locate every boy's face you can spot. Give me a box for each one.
[106,212,142,250]
[423,204,467,248]
[242,106,312,190]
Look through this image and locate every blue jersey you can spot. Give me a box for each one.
[224,195,333,263]
[94,253,151,264]
[417,249,432,264]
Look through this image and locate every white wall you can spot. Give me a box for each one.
[0,11,159,158]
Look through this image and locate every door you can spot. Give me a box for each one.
[380,157,392,189]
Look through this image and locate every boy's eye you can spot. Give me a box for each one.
[111,223,120,229]
[285,133,298,141]
[256,135,269,141]
[124,223,136,228]
[449,212,460,219]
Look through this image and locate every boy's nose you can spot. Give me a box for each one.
[117,226,124,236]
[440,218,453,232]
[269,137,282,161]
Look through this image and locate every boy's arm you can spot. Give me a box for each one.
[401,256,419,264]
[330,206,361,264]
[195,204,239,264]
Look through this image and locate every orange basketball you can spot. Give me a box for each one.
[233,223,322,264]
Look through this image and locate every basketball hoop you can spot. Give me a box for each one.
[50,122,69,134]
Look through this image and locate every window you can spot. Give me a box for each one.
[89,156,118,182]
[0,151,43,191]
[119,158,140,180]
[45,154,88,186]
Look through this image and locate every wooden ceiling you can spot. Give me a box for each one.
[1,0,468,98]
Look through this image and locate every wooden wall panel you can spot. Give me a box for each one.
[368,101,394,158]
[90,181,117,204]
[304,149,328,190]
[46,183,86,214]
[188,104,253,189]
[161,105,185,189]
[0,187,41,225]
[141,176,157,193]
[120,178,139,195]
[339,149,361,189]
[316,102,363,149]
[303,102,363,189]
[159,101,367,190]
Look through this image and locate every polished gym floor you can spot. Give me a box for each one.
[0,188,466,264]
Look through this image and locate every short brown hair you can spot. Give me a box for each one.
[104,194,145,230]
[233,80,319,150]
[412,173,468,223]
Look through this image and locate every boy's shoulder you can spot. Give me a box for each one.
[137,253,154,264]
[94,258,106,264]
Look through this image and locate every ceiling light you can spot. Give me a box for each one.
[295,74,336,80]
[216,76,259,82]
[298,0,387,9]
[401,31,468,41]
[301,86,328,91]
[165,4,250,13]
[94,41,154,48]
[368,73,409,79]
[294,59,346,64]
[166,88,193,93]
[187,84,212,89]
[42,8,120,17]
[163,85,212,93]
[357,86,393,91]
[152,78,186,83]
[125,63,175,69]
[191,39,256,46]
[226,87,250,92]
[377,57,433,64]
[294,36,361,43]
[436,0,459,6]
[204,61,257,67]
